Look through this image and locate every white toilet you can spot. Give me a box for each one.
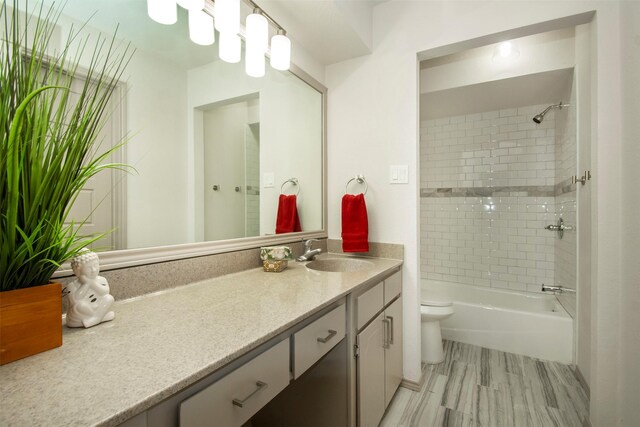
[420,297,454,364]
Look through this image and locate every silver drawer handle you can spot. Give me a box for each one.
[387,316,394,345]
[382,318,391,349]
[317,329,337,343]
[232,381,268,408]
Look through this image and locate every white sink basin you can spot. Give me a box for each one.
[305,258,375,272]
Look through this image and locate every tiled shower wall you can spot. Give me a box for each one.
[420,105,561,294]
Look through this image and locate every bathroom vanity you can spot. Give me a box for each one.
[0,255,402,427]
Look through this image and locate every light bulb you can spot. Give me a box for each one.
[246,10,268,53]
[245,45,265,78]
[215,0,240,34]
[188,9,214,45]
[177,0,204,10]
[498,42,512,58]
[492,41,520,63]
[219,32,241,63]
[270,31,291,71]
[147,0,177,25]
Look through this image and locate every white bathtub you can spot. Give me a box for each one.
[422,279,574,363]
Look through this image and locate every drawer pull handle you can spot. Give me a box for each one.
[382,318,391,349]
[387,316,394,345]
[317,329,337,343]
[232,381,268,408]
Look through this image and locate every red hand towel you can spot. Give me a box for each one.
[276,194,301,234]
[342,193,369,252]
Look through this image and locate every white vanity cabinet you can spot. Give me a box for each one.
[355,271,403,427]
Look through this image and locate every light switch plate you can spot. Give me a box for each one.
[390,165,409,184]
[263,172,275,188]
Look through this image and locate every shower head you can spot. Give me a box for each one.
[532,102,567,124]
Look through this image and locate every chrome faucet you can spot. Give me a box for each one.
[296,239,322,262]
[541,284,576,294]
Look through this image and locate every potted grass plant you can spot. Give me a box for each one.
[0,1,132,364]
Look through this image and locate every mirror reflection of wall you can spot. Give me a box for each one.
[36,0,324,252]
[201,97,260,241]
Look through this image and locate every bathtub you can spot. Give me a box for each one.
[422,279,573,363]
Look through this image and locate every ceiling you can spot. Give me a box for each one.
[46,0,383,69]
[420,68,574,120]
[260,0,380,65]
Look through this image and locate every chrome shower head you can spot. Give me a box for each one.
[532,102,566,124]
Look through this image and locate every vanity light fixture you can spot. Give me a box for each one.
[177,0,205,10]
[270,28,291,71]
[188,9,215,45]
[245,8,268,77]
[219,31,242,63]
[147,0,177,25]
[146,0,292,74]
[215,0,241,34]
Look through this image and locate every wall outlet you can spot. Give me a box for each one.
[390,165,409,184]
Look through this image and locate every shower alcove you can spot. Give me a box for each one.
[419,27,588,364]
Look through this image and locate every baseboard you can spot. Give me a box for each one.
[574,365,590,398]
[400,362,427,392]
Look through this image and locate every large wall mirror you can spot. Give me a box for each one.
[36,0,326,271]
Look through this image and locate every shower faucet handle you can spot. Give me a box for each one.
[571,170,591,186]
[571,174,586,185]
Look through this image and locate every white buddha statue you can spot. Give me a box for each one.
[66,249,115,328]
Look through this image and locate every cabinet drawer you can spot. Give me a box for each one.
[180,339,290,427]
[384,272,402,305]
[293,304,346,379]
[357,282,384,330]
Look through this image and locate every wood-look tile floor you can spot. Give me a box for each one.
[381,340,589,427]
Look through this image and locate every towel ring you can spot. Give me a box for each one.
[345,174,368,195]
[280,178,300,196]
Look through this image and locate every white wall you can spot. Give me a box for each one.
[124,52,189,249]
[574,22,593,387]
[326,2,630,424]
[619,1,640,424]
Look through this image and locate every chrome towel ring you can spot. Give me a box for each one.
[345,174,368,195]
[280,178,300,196]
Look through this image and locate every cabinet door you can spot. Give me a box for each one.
[357,313,386,427]
[384,298,403,407]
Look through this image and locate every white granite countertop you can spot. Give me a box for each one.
[0,254,402,427]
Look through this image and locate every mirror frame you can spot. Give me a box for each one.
[53,62,327,277]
